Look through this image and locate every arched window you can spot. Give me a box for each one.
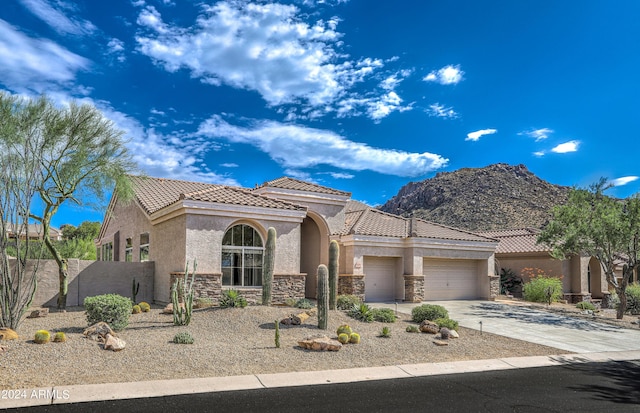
[221,224,264,287]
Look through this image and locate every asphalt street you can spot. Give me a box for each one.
[7,359,640,413]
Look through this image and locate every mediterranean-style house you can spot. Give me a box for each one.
[96,176,500,305]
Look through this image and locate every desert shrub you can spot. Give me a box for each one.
[336,324,353,336]
[194,297,214,309]
[576,301,596,311]
[284,298,297,307]
[522,275,563,304]
[132,305,141,314]
[625,283,640,314]
[371,307,396,323]
[294,298,314,309]
[84,294,132,331]
[173,331,194,344]
[53,332,67,343]
[435,317,459,331]
[500,268,523,295]
[34,330,50,344]
[348,303,373,322]
[138,302,151,312]
[411,304,449,323]
[379,326,391,338]
[337,294,362,310]
[337,333,350,344]
[607,291,620,309]
[219,289,248,308]
[406,325,420,333]
[349,332,361,344]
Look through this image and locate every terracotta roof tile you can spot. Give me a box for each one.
[476,228,548,254]
[257,177,351,197]
[182,186,304,211]
[413,219,496,243]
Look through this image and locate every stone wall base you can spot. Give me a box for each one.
[404,275,424,302]
[489,275,500,299]
[563,292,592,304]
[338,274,365,302]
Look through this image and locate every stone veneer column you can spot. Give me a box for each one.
[338,274,365,301]
[272,273,306,304]
[170,272,222,303]
[489,274,500,299]
[404,275,424,302]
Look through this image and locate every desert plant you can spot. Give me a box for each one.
[435,317,459,331]
[379,326,391,338]
[348,303,374,322]
[284,297,297,307]
[84,293,132,331]
[522,274,563,304]
[172,260,196,326]
[576,301,596,311]
[132,305,141,314]
[194,297,214,309]
[274,319,280,348]
[132,278,140,303]
[34,330,50,344]
[317,264,329,330]
[406,325,420,333]
[336,324,353,336]
[219,289,248,308]
[607,291,620,310]
[500,268,523,295]
[371,307,396,323]
[294,298,314,309]
[262,227,276,306]
[411,304,449,323]
[138,302,151,312]
[337,294,362,310]
[329,240,339,310]
[53,332,66,343]
[337,333,350,344]
[349,332,361,344]
[173,331,194,344]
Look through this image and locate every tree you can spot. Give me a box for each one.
[61,221,101,241]
[1,92,136,310]
[537,180,640,319]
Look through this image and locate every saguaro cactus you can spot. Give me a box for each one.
[317,264,329,330]
[262,227,276,305]
[328,240,339,310]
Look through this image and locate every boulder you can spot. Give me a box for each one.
[433,339,449,346]
[439,327,451,340]
[449,330,460,339]
[83,322,115,342]
[103,334,126,351]
[419,320,439,334]
[0,328,18,340]
[27,308,49,318]
[298,335,342,351]
[162,303,185,314]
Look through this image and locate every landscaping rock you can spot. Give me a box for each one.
[433,339,449,346]
[449,330,460,339]
[162,303,185,314]
[103,334,126,351]
[297,335,342,351]
[419,320,439,334]
[27,308,49,318]
[83,322,115,342]
[0,328,18,340]
[0,345,6,353]
[439,327,451,340]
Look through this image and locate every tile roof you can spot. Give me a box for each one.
[412,220,497,243]
[130,176,304,215]
[257,177,351,197]
[476,228,549,254]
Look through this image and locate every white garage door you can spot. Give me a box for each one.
[364,257,397,302]
[423,259,478,300]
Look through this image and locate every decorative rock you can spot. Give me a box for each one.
[297,335,342,351]
[83,322,115,342]
[103,334,126,351]
[280,317,294,326]
[0,345,6,353]
[419,320,439,334]
[0,328,19,340]
[162,303,185,314]
[433,339,449,346]
[449,330,460,339]
[439,327,451,340]
[27,308,49,318]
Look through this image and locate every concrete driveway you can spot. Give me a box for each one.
[372,300,640,353]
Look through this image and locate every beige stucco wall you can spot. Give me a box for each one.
[153,215,187,303]
[97,199,153,262]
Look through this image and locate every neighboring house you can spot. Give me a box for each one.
[5,223,62,241]
[477,228,615,302]
[96,176,499,305]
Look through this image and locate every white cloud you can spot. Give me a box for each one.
[423,65,464,85]
[135,1,404,121]
[611,176,639,187]
[520,128,553,142]
[328,172,354,179]
[0,19,89,91]
[533,151,546,157]
[466,129,497,142]
[551,140,580,153]
[221,163,238,168]
[198,116,448,177]
[107,38,126,62]
[18,0,96,36]
[426,103,459,119]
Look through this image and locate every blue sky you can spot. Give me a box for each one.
[2,0,640,228]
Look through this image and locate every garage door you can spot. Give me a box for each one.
[423,259,478,300]
[364,257,397,302]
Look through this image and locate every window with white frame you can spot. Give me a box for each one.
[125,238,133,262]
[221,224,264,287]
[139,233,149,262]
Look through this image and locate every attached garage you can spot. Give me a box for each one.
[423,258,479,300]
[364,257,400,302]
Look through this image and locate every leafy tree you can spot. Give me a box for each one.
[1,92,136,310]
[538,180,640,319]
[61,221,100,241]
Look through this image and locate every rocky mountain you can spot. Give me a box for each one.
[379,163,570,232]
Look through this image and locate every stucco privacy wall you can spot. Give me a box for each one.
[99,198,153,262]
[152,214,187,304]
[11,259,154,307]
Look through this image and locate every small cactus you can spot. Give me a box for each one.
[349,332,360,344]
[379,326,391,338]
[132,278,140,303]
[336,324,352,336]
[274,319,281,348]
[406,325,420,333]
[262,227,276,306]
[337,333,350,344]
[34,330,50,344]
[317,264,329,330]
[132,305,141,314]
[53,332,67,343]
[173,331,194,344]
[138,302,151,312]
[328,240,339,310]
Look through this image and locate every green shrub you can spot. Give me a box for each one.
[194,297,214,309]
[411,304,449,323]
[138,302,151,312]
[522,275,563,304]
[173,331,194,344]
[379,326,391,338]
[84,294,132,331]
[406,325,420,333]
[219,289,248,308]
[607,291,620,309]
[34,330,50,344]
[371,307,396,323]
[337,294,362,310]
[294,298,314,309]
[284,298,297,307]
[349,332,360,344]
[435,318,459,331]
[348,303,373,322]
[337,333,350,344]
[336,324,353,336]
[132,305,141,314]
[576,301,596,311]
[53,332,67,343]
[500,268,523,295]
[625,283,640,314]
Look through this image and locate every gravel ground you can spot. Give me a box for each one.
[0,304,569,390]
